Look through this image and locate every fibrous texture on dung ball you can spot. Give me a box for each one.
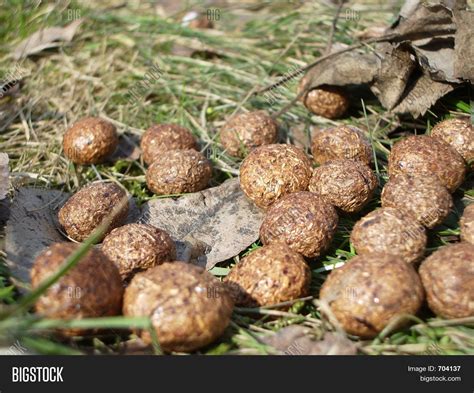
[224,243,310,307]
[63,117,118,165]
[460,204,474,245]
[308,159,377,213]
[239,144,313,209]
[419,243,474,319]
[381,173,453,229]
[58,182,129,242]
[102,223,176,282]
[311,125,373,165]
[123,262,233,352]
[302,86,349,119]
[260,191,338,257]
[431,118,473,169]
[146,149,212,195]
[320,253,424,338]
[140,124,197,165]
[351,207,427,264]
[31,243,123,335]
[388,135,466,192]
[220,110,278,158]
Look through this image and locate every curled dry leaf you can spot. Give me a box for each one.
[261,325,357,355]
[302,50,380,90]
[297,1,472,117]
[13,19,82,59]
[391,73,454,117]
[370,43,416,109]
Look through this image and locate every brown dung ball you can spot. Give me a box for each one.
[311,125,373,166]
[101,223,176,282]
[260,191,338,258]
[320,253,424,338]
[224,244,311,307]
[58,182,129,242]
[146,149,212,195]
[302,86,349,119]
[431,117,473,169]
[31,242,123,335]
[419,243,474,319]
[140,124,197,165]
[220,110,278,158]
[388,135,466,192]
[350,207,427,264]
[381,173,453,229]
[239,144,313,209]
[123,262,233,352]
[308,159,377,213]
[63,117,118,165]
[460,204,474,245]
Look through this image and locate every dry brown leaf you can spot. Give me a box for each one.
[262,325,357,355]
[296,1,471,118]
[5,187,139,291]
[371,43,416,110]
[288,124,311,152]
[390,4,456,40]
[454,10,474,81]
[109,135,141,161]
[140,178,263,269]
[5,179,263,289]
[410,37,459,83]
[13,19,82,60]
[5,188,66,291]
[303,50,380,90]
[392,73,454,117]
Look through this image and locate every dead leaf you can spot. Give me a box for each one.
[371,43,416,109]
[391,4,456,40]
[5,187,139,291]
[262,325,357,355]
[116,338,154,355]
[5,179,263,290]
[0,153,8,200]
[410,37,459,83]
[140,178,263,269]
[303,50,380,90]
[288,124,311,152]
[295,1,471,118]
[6,188,66,291]
[109,135,141,161]
[392,73,454,117]
[13,19,82,60]
[453,10,474,81]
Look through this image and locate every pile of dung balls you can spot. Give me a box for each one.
[30,110,473,353]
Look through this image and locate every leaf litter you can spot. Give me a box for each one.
[5,178,263,290]
[292,1,472,117]
[261,325,357,355]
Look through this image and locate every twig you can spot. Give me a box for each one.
[255,33,398,96]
